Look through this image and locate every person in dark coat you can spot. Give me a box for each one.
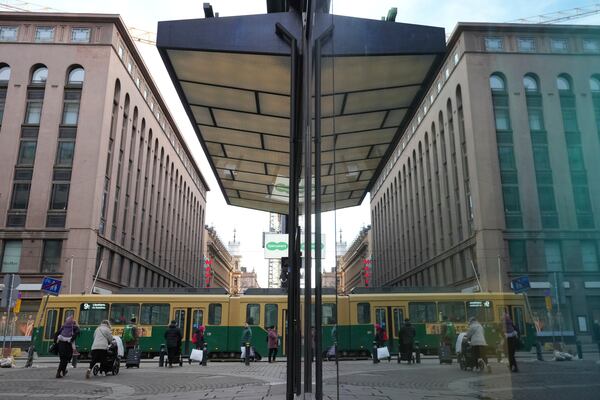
[54,316,80,378]
[399,318,416,364]
[267,326,278,363]
[164,320,182,367]
[503,309,519,372]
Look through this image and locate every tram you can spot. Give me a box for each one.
[32,288,533,359]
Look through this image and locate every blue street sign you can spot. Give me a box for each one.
[511,276,530,294]
[41,276,62,296]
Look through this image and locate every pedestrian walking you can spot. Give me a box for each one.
[503,309,519,372]
[193,324,206,350]
[241,322,253,361]
[399,318,416,364]
[164,320,182,367]
[53,316,80,378]
[123,317,138,358]
[86,320,113,379]
[267,326,278,362]
[465,316,491,373]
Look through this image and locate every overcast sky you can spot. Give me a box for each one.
[8,1,599,286]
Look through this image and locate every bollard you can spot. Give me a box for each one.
[24,345,35,368]
[576,340,583,360]
[535,341,544,361]
[372,341,379,364]
[244,342,250,366]
[202,343,208,366]
[415,341,421,364]
[159,344,166,367]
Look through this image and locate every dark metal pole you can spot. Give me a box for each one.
[313,25,333,400]
[275,22,300,400]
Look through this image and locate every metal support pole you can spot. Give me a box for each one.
[1,274,15,356]
[25,294,49,368]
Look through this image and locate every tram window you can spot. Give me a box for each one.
[79,303,109,325]
[246,304,260,325]
[140,303,169,325]
[44,309,58,339]
[322,304,336,325]
[375,308,387,327]
[408,302,437,323]
[438,302,466,322]
[265,304,278,329]
[357,303,371,324]
[393,308,404,337]
[466,300,494,322]
[109,303,139,325]
[192,310,204,328]
[208,303,222,325]
[64,309,75,321]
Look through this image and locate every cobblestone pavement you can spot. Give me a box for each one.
[0,356,599,399]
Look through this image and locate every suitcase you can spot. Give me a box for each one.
[438,344,453,364]
[125,346,141,368]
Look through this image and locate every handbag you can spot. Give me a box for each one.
[190,348,203,362]
[49,342,58,355]
[377,346,390,359]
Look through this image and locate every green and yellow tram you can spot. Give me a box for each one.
[33,288,533,359]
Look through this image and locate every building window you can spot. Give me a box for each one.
[583,38,600,53]
[590,76,600,92]
[567,146,585,171]
[484,37,503,51]
[517,37,536,52]
[494,108,511,130]
[71,27,90,43]
[55,141,75,166]
[453,52,459,65]
[49,183,70,210]
[489,74,505,91]
[523,75,538,92]
[0,65,10,82]
[538,186,557,212]
[1,240,22,272]
[550,38,568,53]
[11,182,31,209]
[118,44,124,59]
[533,147,551,170]
[581,241,599,272]
[35,26,55,42]
[41,240,62,272]
[67,67,85,84]
[498,146,516,171]
[573,186,592,213]
[544,241,563,272]
[0,26,17,41]
[508,240,527,272]
[556,75,571,92]
[127,61,132,73]
[31,66,48,84]
[527,109,544,131]
[502,186,521,213]
[17,140,37,165]
[24,93,43,124]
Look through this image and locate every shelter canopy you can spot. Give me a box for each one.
[158,12,445,214]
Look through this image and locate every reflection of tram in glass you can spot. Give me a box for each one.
[33,288,532,359]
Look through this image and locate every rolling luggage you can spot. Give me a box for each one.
[438,344,453,364]
[125,346,141,368]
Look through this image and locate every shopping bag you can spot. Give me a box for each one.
[377,346,390,359]
[240,346,246,359]
[190,348,203,362]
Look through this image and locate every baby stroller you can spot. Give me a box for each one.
[93,340,121,376]
[456,333,484,372]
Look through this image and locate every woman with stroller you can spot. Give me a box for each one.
[465,316,491,373]
[164,320,182,367]
[54,316,80,378]
[86,320,113,379]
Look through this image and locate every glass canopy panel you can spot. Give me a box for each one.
[224,145,289,165]
[205,142,225,157]
[212,157,265,174]
[225,171,278,186]
[181,81,257,112]
[263,135,289,152]
[202,126,263,148]
[222,179,268,194]
[190,105,214,125]
[343,86,420,114]
[334,128,396,149]
[258,92,291,118]
[383,109,408,127]
[212,109,289,136]
[321,111,387,135]
[267,164,290,177]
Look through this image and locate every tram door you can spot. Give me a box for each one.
[191,308,205,348]
[392,307,405,354]
[174,308,190,356]
[42,307,60,353]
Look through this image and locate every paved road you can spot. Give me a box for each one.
[1,356,599,399]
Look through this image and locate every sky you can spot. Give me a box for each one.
[6,0,599,286]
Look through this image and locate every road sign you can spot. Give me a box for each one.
[511,276,530,294]
[545,296,553,311]
[41,276,62,296]
[1,274,20,308]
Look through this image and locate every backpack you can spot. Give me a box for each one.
[123,325,134,343]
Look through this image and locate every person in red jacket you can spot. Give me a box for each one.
[267,326,279,363]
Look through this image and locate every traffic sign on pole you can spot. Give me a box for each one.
[41,276,62,296]
[1,274,20,308]
[510,276,530,294]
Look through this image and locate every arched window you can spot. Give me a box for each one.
[556,74,571,92]
[523,74,539,92]
[590,75,600,92]
[31,66,48,84]
[489,73,505,91]
[0,65,10,82]
[67,67,85,84]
